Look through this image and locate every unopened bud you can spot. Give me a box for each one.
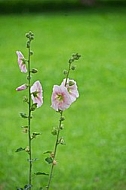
[71,65,76,70]
[25,33,30,38]
[50,152,54,158]
[60,124,64,130]
[25,146,30,153]
[30,51,34,55]
[59,137,65,145]
[51,127,58,135]
[52,160,57,165]
[69,58,74,64]
[60,116,65,121]
[63,70,68,75]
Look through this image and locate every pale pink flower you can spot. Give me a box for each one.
[51,85,72,111]
[61,78,79,103]
[16,84,28,91]
[30,81,43,108]
[16,51,27,73]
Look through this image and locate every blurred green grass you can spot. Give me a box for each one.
[0,7,126,190]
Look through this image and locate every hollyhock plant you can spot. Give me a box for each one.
[16,84,28,91]
[61,78,79,103]
[30,80,43,108]
[16,51,27,73]
[51,85,72,111]
[15,31,81,190]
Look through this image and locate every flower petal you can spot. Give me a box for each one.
[61,78,79,103]
[16,51,27,73]
[51,85,72,111]
[16,84,28,91]
[30,80,43,108]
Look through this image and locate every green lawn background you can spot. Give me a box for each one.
[0,7,126,189]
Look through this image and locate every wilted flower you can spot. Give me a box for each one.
[30,80,43,108]
[16,51,27,73]
[61,78,79,103]
[16,84,28,91]
[51,85,72,111]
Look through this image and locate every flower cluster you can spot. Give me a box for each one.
[51,78,79,111]
[16,51,43,108]
[16,51,79,111]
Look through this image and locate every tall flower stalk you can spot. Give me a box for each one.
[27,31,34,189]
[16,31,43,190]
[46,53,81,190]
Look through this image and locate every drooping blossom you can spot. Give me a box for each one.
[30,80,43,108]
[51,85,72,111]
[16,84,28,91]
[61,78,79,103]
[16,51,27,73]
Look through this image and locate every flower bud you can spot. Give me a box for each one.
[71,65,76,70]
[30,36,34,40]
[60,124,64,130]
[51,127,58,135]
[69,58,74,64]
[25,33,30,38]
[30,51,34,55]
[63,70,68,75]
[25,146,30,153]
[59,137,65,145]
[52,160,57,165]
[50,152,54,158]
[60,116,65,121]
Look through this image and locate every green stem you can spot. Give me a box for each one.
[28,41,32,189]
[46,111,63,190]
[65,62,71,86]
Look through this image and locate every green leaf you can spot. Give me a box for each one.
[15,147,25,152]
[45,157,53,164]
[34,172,49,176]
[43,150,52,154]
[20,112,28,118]
[31,132,41,139]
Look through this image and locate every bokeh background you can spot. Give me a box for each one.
[0,0,126,189]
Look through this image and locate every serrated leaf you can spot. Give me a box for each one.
[34,172,49,176]
[15,147,25,152]
[45,157,53,164]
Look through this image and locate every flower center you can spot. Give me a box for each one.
[56,93,63,101]
[32,91,38,97]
